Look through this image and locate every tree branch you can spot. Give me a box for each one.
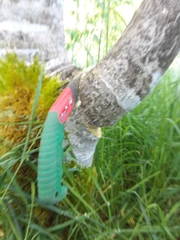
[66,0,180,166]
[78,0,180,127]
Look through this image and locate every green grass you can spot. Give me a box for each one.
[0,69,180,240]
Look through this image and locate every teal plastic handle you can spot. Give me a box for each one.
[38,112,67,205]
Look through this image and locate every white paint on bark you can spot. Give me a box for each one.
[119,88,141,111]
[162,8,168,15]
[0,21,48,33]
[150,71,162,90]
[0,49,40,60]
[65,110,98,167]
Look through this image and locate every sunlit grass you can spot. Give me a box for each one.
[0,69,179,240]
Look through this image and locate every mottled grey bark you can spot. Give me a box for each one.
[78,0,180,126]
[0,0,68,65]
[66,0,180,166]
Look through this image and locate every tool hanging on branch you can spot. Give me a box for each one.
[38,83,77,205]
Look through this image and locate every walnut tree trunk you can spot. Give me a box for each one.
[1,0,179,167]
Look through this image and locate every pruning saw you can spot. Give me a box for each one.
[37,83,77,205]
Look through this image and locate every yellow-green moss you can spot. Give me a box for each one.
[38,76,68,119]
[0,54,67,155]
[0,54,41,95]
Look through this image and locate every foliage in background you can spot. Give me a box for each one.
[65,0,138,67]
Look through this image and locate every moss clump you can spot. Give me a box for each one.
[38,75,67,119]
[0,54,67,155]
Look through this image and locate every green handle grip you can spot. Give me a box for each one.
[38,112,67,205]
